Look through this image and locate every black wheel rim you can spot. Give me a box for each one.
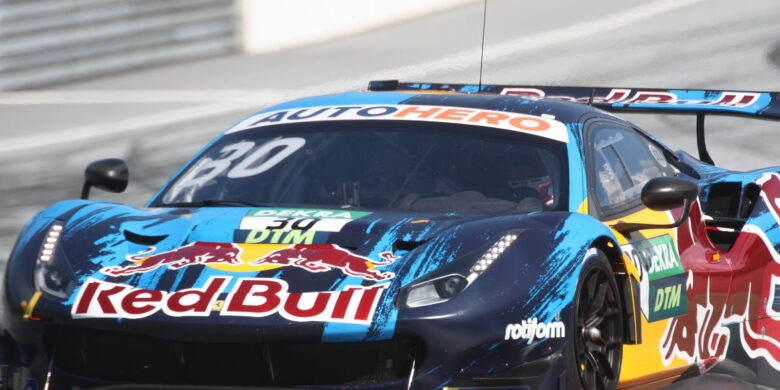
[574,266,622,390]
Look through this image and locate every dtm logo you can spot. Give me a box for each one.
[250,244,399,281]
[505,318,566,344]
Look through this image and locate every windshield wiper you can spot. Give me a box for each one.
[160,200,266,208]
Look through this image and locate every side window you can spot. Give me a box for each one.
[590,125,676,216]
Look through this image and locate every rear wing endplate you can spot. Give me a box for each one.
[368,81,780,165]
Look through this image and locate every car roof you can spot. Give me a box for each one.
[264,91,601,122]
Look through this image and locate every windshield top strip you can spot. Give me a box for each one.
[226,104,569,143]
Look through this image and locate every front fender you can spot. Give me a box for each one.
[395,212,620,387]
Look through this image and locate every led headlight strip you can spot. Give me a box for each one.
[35,223,75,300]
[469,233,518,276]
[38,224,63,263]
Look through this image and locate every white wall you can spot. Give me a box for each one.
[241,0,476,54]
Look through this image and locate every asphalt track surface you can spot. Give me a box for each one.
[0,0,779,387]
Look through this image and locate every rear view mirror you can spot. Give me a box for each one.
[81,158,129,199]
[613,177,698,236]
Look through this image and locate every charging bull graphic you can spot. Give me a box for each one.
[660,173,780,371]
[250,244,399,281]
[101,242,398,281]
[101,242,242,276]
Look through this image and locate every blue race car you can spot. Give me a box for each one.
[5,81,780,390]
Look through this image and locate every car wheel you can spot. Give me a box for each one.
[566,248,623,390]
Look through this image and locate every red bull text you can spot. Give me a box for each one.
[72,276,388,325]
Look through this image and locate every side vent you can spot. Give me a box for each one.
[123,230,167,246]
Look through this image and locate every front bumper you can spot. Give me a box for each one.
[0,316,567,390]
[3,324,420,390]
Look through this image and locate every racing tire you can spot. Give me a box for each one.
[566,248,623,390]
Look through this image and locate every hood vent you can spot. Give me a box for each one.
[123,230,168,246]
[393,240,427,252]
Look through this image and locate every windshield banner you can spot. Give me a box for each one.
[227,104,569,143]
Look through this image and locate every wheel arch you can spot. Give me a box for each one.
[592,236,642,344]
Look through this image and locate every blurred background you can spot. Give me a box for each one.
[1,0,779,257]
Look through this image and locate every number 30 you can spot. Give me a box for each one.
[174,137,306,191]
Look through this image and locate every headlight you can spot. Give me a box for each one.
[405,274,468,308]
[402,233,519,308]
[34,223,76,299]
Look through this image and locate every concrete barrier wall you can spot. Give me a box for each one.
[0,0,476,90]
[0,0,239,90]
[241,0,476,54]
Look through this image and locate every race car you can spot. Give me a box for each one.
[3,81,780,390]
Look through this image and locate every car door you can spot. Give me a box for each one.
[584,121,731,386]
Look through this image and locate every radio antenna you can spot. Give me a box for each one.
[478,0,487,91]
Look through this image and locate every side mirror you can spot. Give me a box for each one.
[81,158,129,200]
[641,177,698,211]
[613,177,698,236]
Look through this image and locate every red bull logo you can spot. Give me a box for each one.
[660,186,780,372]
[101,242,242,276]
[72,276,388,325]
[249,244,398,281]
[760,173,780,222]
[100,243,398,281]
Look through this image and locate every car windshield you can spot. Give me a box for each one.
[151,120,568,215]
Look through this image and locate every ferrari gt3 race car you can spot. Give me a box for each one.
[4,81,780,390]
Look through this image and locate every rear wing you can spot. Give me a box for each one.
[368,81,780,164]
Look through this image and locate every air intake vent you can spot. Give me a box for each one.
[50,327,421,388]
[393,240,426,252]
[123,230,167,246]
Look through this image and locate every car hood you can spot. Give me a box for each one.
[34,201,559,342]
[57,202,488,274]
